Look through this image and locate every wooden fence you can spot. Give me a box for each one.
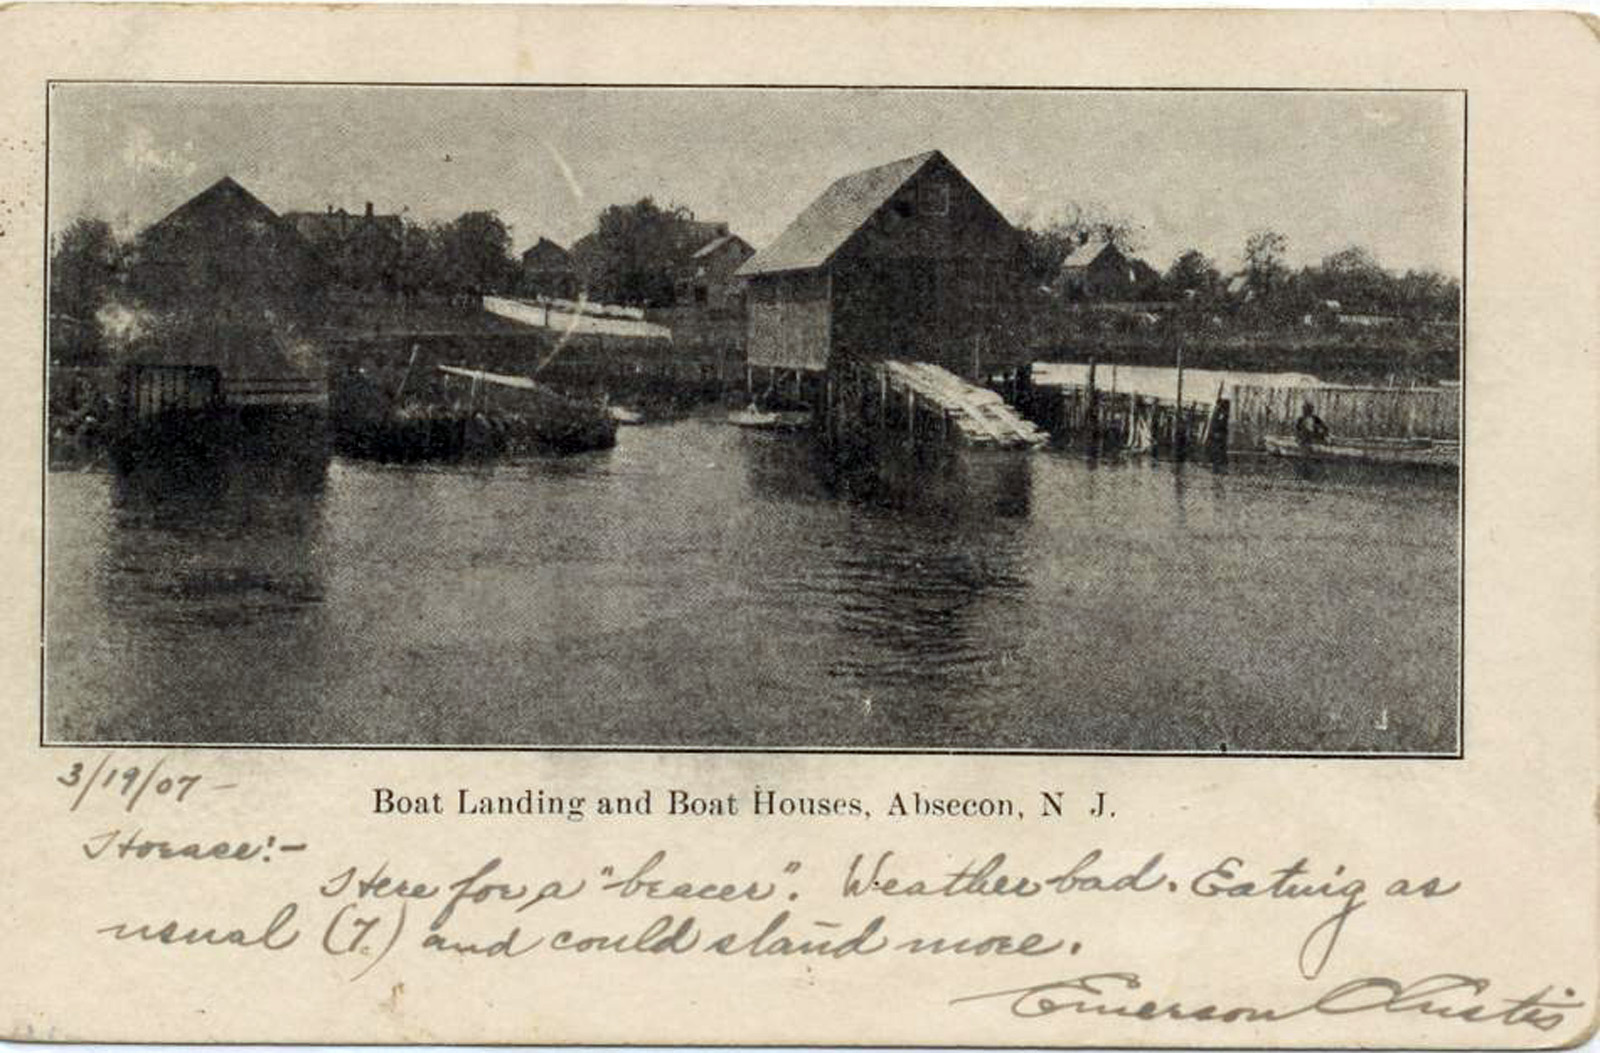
[1030,384,1217,456]
[123,365,222,420]
[1229,384,1459,450]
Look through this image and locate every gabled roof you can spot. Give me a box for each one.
[522,237,571,264]
[737,150,943,277]
[146,176,285,237]
[1131,258,1160,283]
[692,233,751,260]
[674,220,730,256]
[1060,236,1117,269]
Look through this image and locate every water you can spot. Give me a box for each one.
[45,418,1459,753]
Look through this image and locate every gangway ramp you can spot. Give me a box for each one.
[879,360,1047,450]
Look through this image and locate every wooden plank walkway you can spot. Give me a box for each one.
[880,360,1048,449]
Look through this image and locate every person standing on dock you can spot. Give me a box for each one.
[1294,400,1330,446]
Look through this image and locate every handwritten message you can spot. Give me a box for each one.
[56,755,1589,1037]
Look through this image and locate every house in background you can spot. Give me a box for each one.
[283,201,404,294]
[519,237,577,299]
[568,216,748,309]
[674,232,754,312]
[736,149,1028,380]
[1056,236,1160,302]
[672,219,730,254]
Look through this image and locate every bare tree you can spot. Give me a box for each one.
[1243,229,1289,297]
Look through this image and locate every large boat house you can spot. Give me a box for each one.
[736,150,1028,381]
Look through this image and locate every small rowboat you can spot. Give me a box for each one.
[727,406,811,431]
[606,404,645,425]
[1264,434,1459,469]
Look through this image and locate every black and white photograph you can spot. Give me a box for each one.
[43,84,1464,754]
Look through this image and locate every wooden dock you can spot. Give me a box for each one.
[878,361,1047,448]
[874,360,1047,449]
[817,358,1047,460]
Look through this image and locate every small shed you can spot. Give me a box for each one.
[120,320,329,419]
[736,150,1028,379]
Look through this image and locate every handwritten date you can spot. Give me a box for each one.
[58,753,228,814]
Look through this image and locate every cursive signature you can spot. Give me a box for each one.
[951,971,1586,1031]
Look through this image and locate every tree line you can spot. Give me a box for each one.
[50,194,1460,368]
[1020,204,1459,322]
[311,198,723,307]
[49,195,722,365]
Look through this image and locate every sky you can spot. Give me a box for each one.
[48,84,1464,277]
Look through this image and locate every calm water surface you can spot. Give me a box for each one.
[46,418,1459,752]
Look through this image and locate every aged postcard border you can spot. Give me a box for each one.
[38,79,1470,761]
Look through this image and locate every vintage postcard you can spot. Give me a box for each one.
[0,4,1595,1048]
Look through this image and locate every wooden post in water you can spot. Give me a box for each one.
[1173,343,1186,458]
[825,373,834,446]
[1207,392,1232,462]
[1086,358,1098,451]
[394,343,421,404]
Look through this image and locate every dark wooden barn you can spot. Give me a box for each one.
[119,177,329,424]
[130,176,326,311]
[736,150,1028,380]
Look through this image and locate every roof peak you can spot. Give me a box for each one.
[738,149,954,277]
[144,175,283,235]
[1062,236,1122,267]
[825,149,942,185]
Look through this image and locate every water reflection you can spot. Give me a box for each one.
[107,449,328,626]
[47,418,1460,753]
[738,432,1036,741]
[824,512,1031,744]
[813,445,1033,521]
